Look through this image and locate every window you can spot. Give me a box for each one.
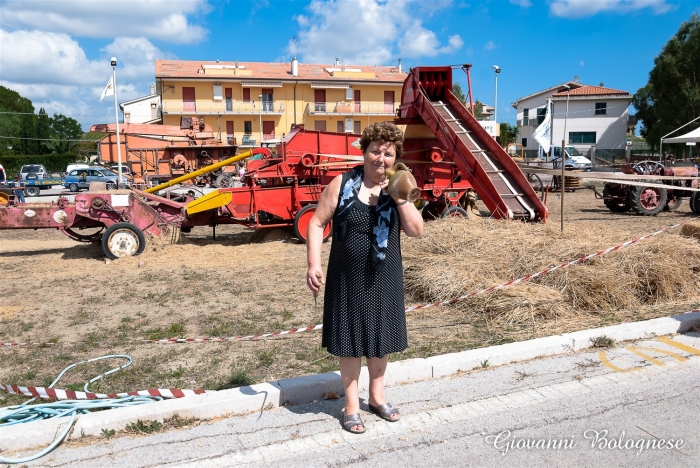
[337,121,344,133]
[314,90,326,112]
[182,87,196,112]
[523,108,529,126]
[354,120,361,134]
[536,107,546,125]
[213,84,223,101]
[225,88,232,112]
[262,121,275,140]
[521,138,527,147]
[354,90,361,113]
[314,120,326,131]
[384,91,395,113]
[595,102,607,115]
[261,88,273,112]
[569,132,596,144]
[243,88,250,103]
[226,121,234,135]
[244,121,252,134]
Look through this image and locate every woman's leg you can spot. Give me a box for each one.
[338,357,363,430]
[367,355,389,407]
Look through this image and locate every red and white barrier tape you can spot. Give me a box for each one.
[1,220,692,347]
[0,382,212,400]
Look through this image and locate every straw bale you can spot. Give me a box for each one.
[681,221,700,240]
[402,217,700,320]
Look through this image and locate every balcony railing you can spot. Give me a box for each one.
[306,101,396,115]
[162,101,285,115]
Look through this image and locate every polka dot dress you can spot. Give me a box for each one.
[322,197,408,358]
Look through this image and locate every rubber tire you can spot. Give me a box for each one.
[441,205,469,218]
[106,182,117,190]
[689,191,700,214]
[630,182,667,216]
[215,174,233,188]
[24,186,40,197]
[101,222,146,259]
[664,197,683,211]
[602,185,632,212]
[68,183,80,192]
[294,204,331,244]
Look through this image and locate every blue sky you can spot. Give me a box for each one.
[0,0,697,131]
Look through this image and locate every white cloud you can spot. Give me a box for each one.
[550,0,673,18]
[291,0,462,64]
[0,0,210,44]
[509,0,532,6]
[484,40,496,51]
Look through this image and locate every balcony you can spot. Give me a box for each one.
[306,101,396,116]
[162,101,285,115]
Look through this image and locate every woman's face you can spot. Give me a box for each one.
[364,140,396,179]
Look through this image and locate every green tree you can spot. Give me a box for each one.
[473,99,484,120]
[37,108,53,154]
[498,122,519,148]
[0,86,32,156]
[41,138,80,155]
[452,83,467,105]
[20,112,39,155]
[51,114,83,140]
[633,13,700,150]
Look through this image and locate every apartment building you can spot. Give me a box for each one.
[512,77,632,157]
[155,59,407,147]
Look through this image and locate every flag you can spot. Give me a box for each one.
[99,76,114,102]
[532,99,551,153]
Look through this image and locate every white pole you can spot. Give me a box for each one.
[111,57,123,188]
[258,94,263,143]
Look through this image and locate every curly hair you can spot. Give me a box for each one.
[359,122,404,159]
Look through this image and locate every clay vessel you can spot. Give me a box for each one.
[385,162,421,203]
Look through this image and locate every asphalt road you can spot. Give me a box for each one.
[20,332,699,467]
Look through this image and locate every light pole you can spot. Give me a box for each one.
[258,94,263,143]
[111,57,123,188]
[560,84,570,232]
[492,65,500,123]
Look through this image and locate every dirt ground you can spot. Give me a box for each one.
[1,184,699,405]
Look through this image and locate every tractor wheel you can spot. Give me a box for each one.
[602,185,632,212]
[102,222,146,259]
[68,183,80,192]
[690,192,700,214]
[215,174,233,188]
[664,196,683,211]
[24,186,40,197]
[441,205,469,218]
[294,204,332,244]
[630,182,667,216]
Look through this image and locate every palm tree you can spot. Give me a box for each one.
[41,139,79,155]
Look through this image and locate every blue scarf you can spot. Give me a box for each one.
[334,166,395,272]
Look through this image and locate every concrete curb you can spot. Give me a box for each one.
[2,311,699,454]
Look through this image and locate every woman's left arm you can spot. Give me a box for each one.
[395,200,423,237]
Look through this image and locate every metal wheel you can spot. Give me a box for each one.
[630,181,667,216]
[215,174,233,188]
[602,184,632,212]
[664,196,683,211]
[441,205,469,218]
[106,182,117,190]
[68,183,79,192]
[294,204,331,244]
[632,160,665,175]
[24,186,40,197]
[101,222,146,259]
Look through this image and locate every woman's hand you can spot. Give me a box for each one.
[307,266,325,294]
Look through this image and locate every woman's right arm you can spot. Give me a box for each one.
[306,174,342,293]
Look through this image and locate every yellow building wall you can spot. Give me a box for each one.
[159,79,403,143]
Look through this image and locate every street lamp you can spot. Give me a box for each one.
[560,84,571,232]
[492,65,500,123]
[258,94,263,143]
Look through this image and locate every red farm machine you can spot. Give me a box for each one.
[0,65,547,258]
[601,160,700,216]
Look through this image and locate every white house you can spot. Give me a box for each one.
[512,78,632,157]
[120,85,161,124]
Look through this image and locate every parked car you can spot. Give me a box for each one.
[20,164,48,180]
[109,165,134,179]
[66,163,90,174]
[64,168,129,192]
[551,155,593,171]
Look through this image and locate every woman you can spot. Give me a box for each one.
[306,122,423,434]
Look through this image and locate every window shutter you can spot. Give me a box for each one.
[213,84,223,101]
